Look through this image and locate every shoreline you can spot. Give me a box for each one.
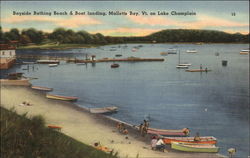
[16,42,249,50]
[1,86,226,158]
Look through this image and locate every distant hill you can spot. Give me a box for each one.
[146,29,249,43]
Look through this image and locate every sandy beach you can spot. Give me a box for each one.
[1,86,225,158]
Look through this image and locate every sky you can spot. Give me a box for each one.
[1,1,249,36]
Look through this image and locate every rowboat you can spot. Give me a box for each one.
[147,128,189,137]
[186,69,211,72]
[186,49,197,53]
[160,52,168,56]
[171,142,219,153]
[46,94,78,101]
[240,49,249,55]
[48,125,62,131]
[31,86,53,91]
[48,64,58,67]
[89,106,118,114]
[37,60,60,64]
[111,63,119,68]
[164,136,217,144]
[176,65,189,69]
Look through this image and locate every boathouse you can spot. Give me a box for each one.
[0,44,16,69]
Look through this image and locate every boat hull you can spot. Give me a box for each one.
[31,86,53,91]
[164,136,217,144]
[186,69,211,72]
[171,142,219,153]
[90,106,118,114]
[46,94,78,101]
[147,128,188,137]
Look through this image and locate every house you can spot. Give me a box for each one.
[0,44,16,69]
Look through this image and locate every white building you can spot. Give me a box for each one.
[0,44,16,58]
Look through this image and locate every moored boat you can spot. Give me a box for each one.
[164,136,217,144]
[31,86,53,91]
[115,54,122,57]
[48,64,58,67]
[186,49,197,53]
[240,49,249,55]
[89,106,118,114]
[176,65,189,69]
[186,69,211,72]
[147,128,189,137]
[171,142,219,153]
[160,52,168,56]
[37,60,60,64]
[46,94,78,101]
[111,63,119,68]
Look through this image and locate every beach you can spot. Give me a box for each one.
[1,86,225,158]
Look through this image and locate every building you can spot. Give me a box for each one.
[0,44,16,69]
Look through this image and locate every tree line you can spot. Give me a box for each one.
[0,26,249,45]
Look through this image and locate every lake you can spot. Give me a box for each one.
[2,43,249,157]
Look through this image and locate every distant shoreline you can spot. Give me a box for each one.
[17,42,249,50]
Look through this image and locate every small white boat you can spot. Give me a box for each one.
[176,65,189,69]
[240,49,249,55]
[178,63,192,66]
[186,49,197,53]
[37,60,60,64]
[48,64,58,67]
[90,106,118,114]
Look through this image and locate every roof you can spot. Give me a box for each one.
[0,44,16,50]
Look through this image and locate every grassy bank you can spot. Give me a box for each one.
[0,106,118,158]
[18,43,102,50]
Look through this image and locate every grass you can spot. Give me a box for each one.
[0,107,119,158]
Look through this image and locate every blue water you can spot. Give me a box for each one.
[2,44,249,157]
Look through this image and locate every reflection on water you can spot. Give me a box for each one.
[2,44,249,157]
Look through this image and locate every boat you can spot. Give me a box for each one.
[186,49,197,53]
[176,65,189,69]
[240,49,249,55]
[37,60,60,64]
[115,54,122,57]
[186,69,211,72]
[111,63,119,68]
[178,63,191,66]
[89,106,118,114]
[147,127,189,137]
[132,48,138,52]
[160,52,168,56]
[22,61,36,64]
[46,94,78,101]
[48,125,62,131]
[167,48,177,54]
[164,136,217,145]
[31,86,53,91]
[171,142,219,153]
[48,64,58,67]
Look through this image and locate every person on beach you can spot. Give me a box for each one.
[116,123,121,131]
[142,125,147,137]
[139,123,143,135]
[194,132,201,141]
[151,136,158,150]
[120,123,125,133]
[156,138,165,152]
[205,67,208,72]
[183,128,190,136]
[200,64,203,70]
[123,128,128,135]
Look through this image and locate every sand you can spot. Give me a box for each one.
[0,86,225,158]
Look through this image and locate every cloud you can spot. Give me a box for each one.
[2,15,102,28]
[91,28,162,36]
